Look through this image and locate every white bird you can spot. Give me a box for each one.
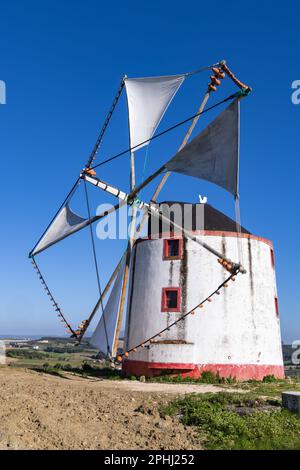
[199,194,208,204]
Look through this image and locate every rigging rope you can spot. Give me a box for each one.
[90,91,241,171]
[116,267,240,362]
[185,60,224,77]
[31,257,77,337]
[84,77,125,169]
[83,178,111,356]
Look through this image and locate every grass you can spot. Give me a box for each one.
[219,377,300,397]
[6,347,99,370]
[161,392,300,450]
[147,370,237,384]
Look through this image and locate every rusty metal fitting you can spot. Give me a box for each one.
[210,76,221,86]
[84,167,97,177]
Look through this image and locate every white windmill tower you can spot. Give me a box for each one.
[122,201,284,380]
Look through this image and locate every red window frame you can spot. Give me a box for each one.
[270,248,275,269]
[275,297,279,317]
[163,238,183,260]
[161,287,181,312]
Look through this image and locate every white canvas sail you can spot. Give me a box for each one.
[32,204,89,256]
[90,257,126,355]
[124,75,185,151]
[165,99,240,196]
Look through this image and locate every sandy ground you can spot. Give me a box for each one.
[0,367,229,450]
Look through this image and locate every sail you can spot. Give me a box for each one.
[32,204,88,256]
[90,257,126,355]
[165,99,240,196]
[124,74,185,151]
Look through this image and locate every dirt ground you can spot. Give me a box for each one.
[0,367,232,450]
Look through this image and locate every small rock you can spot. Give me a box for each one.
[139,375,146,383]
[163,415,172,422]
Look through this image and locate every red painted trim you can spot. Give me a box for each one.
[163,238,183,261]
[135,231,273,248]
[150,362,195,370]
[161,287,181,312]
[123,360,285,381]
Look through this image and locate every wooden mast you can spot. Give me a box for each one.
[112,150,137,357]
[136,88,212,239]
[111,88,213,354]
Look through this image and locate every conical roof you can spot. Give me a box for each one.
[148,201,250,236]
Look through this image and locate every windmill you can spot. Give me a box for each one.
[29,61,284,380]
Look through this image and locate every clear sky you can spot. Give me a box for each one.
[0,0,299,342]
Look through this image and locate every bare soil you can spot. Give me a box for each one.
[0,367,231,450]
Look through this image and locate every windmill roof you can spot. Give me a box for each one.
[148,201,250,235]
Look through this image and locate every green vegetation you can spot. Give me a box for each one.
[147,371,236,384]
[219,377,300,397]
[6,339,99,369]
[6,349,50,360]
[161,392,300,450]
[146,371,300,397]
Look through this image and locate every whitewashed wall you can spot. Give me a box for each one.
[124,233,283,370]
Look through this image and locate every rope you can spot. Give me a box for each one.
[91,92,241,171]
[139,144,151,200]
[83,178,111,356]
[30,257,77,337]
[85,77,125,169]
[185,60,224,77]
[117,267,240,362]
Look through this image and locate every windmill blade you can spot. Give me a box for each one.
[31,204,89,256]
[90,256,127,356]
[124,74,185,151]
[165,98,240,196]
[77,253,126,342]
[30,199,125,257]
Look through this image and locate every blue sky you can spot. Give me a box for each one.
[0,0,299,342]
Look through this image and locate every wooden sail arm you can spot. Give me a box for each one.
[82,163,166,203]
[82,173,246,273]
[220,61,252,93]
[150,90,211,204]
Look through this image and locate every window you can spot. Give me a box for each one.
[163,238,183,260]
[161,287,181,312]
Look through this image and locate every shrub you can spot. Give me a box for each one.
[200,371,223,384]
[53,363,63,369]
[263,375,278,383]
